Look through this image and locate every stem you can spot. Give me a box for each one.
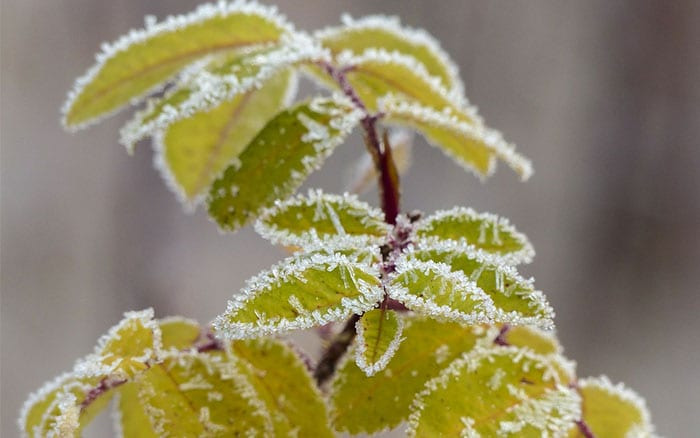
[314,61,403,385]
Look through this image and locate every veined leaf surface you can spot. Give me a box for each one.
[133,351,272,436]
[114,382,159,438]
[213,253,383,339]
[354,308,405,376]
[330,317,489,434]
[316,14,463,94]
[207,96,362,231]
[407,346,581,437]
[415,206,535,264]
[154,69,296,207]
[231,338,333,437]
[63,1,292,129]
[388,259,496,325]
[569,376,655,438]
[410,244,553,329]
[255,189,390,250]
[380,95,532,180]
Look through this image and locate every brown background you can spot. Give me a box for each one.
[2,1,699,435]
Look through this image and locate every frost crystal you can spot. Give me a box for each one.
[354,312,405,376]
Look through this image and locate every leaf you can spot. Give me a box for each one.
[207,96,362,231]
[315,14,463,94]
[415,206,535,265]
[254,189,390,250]
[569,376,656,438]
[19,309,161,437]
[407,346,581,437]
[62,1,293,129]
[380,95,532,180]
[133,351,272,436]
[330,317,489,434]
[388,259,497,325]
[153,68,297,207]
[337,49,470,116]
[410,244,553,329]
[158,316,201,351]
[354,308,405,376]
[231,338,334,437]
[213,252,383,339]
[114,382,159,438]
[119,33,326,152]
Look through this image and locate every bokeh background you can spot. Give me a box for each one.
[2,0,699,435]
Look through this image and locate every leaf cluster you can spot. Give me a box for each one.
[20,1,659,437]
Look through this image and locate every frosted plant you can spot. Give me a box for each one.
[22,2,657,436]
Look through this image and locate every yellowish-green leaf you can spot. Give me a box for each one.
[155,68,296,207]
[415,206,535,265]
[114,382,159,438]
[316,14,462,93]
[380,95,532,180]
[407,346,581,437]
[569,376,655,438]
[336,49,475,123]
[255,189,390,250]
[134,351,272,436]
[19,309,161,437]
[231,338,333,437]
[62,2,292,129]
[354,308,405,376]
[388,259,497,325]
[159,316,201,351]
[330,316,489,434]
[213,252,383,339]
[88,308,162,379]
[410,245,553,329]
[207,96,362,231]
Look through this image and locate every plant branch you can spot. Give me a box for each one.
[314,61,404,385]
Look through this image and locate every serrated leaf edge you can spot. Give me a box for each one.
[254,188,390,250]
[416,206,536,265]
[213,252,383,339]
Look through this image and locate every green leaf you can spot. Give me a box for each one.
[330,316,489,434]
[354,308,405,376]
[380,95,532,180]
[19,309,161,437]
[114,382,159,438]
[569,376,655,438]
[231,338,334,437]
[502,325,561,356]
[207,96,362,231]
[159,316,201,351]
[407,346,581,437]
[415,206,535,264]
[410,244,553,329]
[62,2,292,129]
[316,14,463,93]
[213,252,383,339]
[255,189,390,250]
[133,351,272,436]
[154,68,297,207]
[388,259,498,325]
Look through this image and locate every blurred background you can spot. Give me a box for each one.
[2,0,699,435]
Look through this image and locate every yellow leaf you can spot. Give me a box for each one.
[159,316,201,351]
[231,338,334,437]
[354,308,405,376]
[63,2,292,129]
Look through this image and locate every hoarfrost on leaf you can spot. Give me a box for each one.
[354,308,405,376]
